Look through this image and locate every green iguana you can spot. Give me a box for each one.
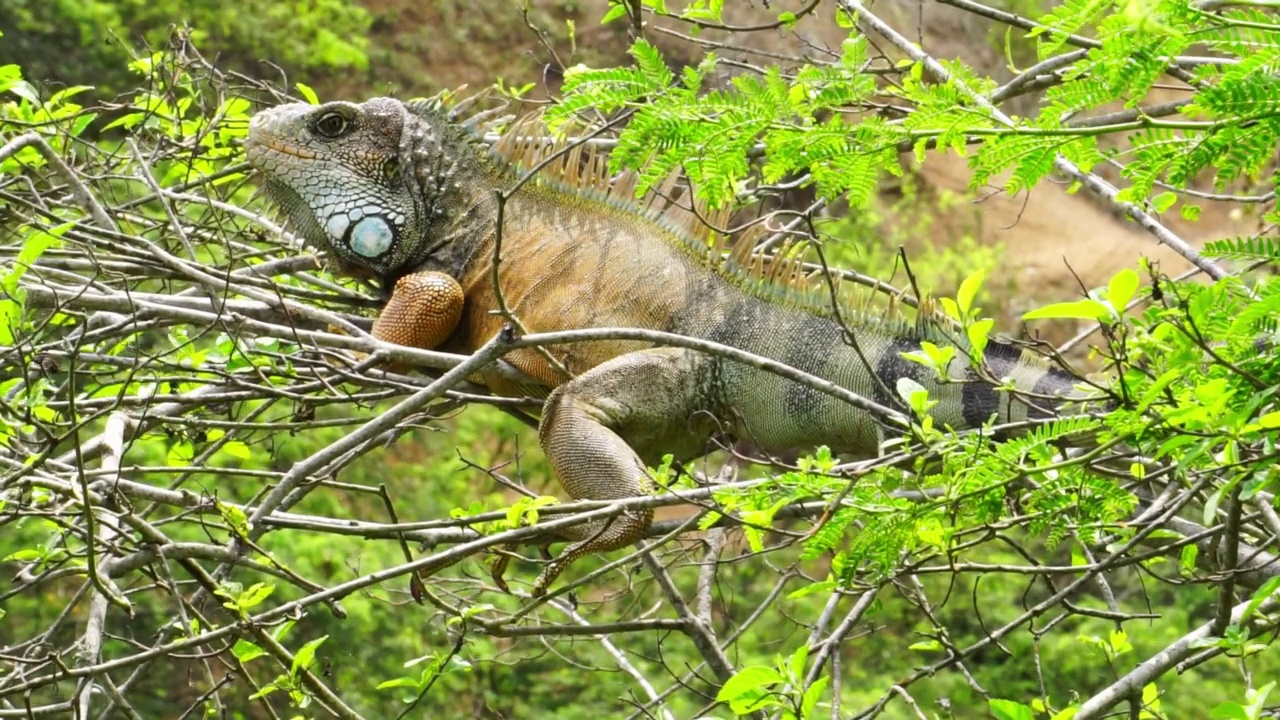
[245,96,1089,596]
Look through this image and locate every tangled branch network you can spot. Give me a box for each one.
[1,38,1278,720]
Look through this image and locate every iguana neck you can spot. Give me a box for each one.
[404,165,564,282]
[397,131,516,282]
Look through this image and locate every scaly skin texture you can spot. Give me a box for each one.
[245,97,1083,595]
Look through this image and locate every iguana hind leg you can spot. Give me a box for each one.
[533,347,719,596]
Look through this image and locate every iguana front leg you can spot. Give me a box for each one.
[370,271,465,349]
[533,347,720,596]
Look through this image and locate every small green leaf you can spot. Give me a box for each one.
[103,112,144,131]
[233,639,267,663]
[3,549,41,562]
[1242,575,1280,622]
[1109,629,1133,656]
[5,79,39,105]
[291,635,328,675]
[956,269,985,316]
[1209,702,1249,719]
[909,640,944,651]
[1180,544,1199,576]
[1106,269,1140,310]
[988,698,1035,720]
[786,579,835,599]
[376,677,421,690]
[716,665,783,702]
[1022,299,1112,321]
[601,3,629,24]
[1204,484,1228,526]
[716,664,785,714]
[789,644,809,679]
[1256,411,1280,429]
[295,82,320,105]
[1151,191,1177,213]
[248,683,279,700]
[272,620,296,642]
[1181,204,1201,221]
[896,378,933,415]
[801,675,828,718]
[221,440,252,461]
[967,318,993,360]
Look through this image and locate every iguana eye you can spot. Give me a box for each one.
[313,112,350,139]
[383,157,400,183]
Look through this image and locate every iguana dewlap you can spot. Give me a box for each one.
[245,96,1087,596]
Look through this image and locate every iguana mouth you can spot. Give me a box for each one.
[244,136,319,161]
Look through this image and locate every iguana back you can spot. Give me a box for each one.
[246,96,1090,594]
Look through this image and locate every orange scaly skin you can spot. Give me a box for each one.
[373,272,464,353]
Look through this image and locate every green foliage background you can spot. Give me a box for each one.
[1,1,1279,719]
[0,0,371,95]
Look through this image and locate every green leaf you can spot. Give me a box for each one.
[233,639,267,663]
[48,85,92,106]
[103,112,144,131]
[1106,269,1140,310]
[1204,483,1229,526]
[240,582,275,610]
[376,677,421,690]
[1151,191,1177,213]
[272,620,296,642]
[957,268,985,316]
[988,699,1035,720]
[1180,544,1199,576]
[248,683,279,700]
[909,640,944,651]
[1022,299,1112,321]
[221,440,252,461]
[3,549,41,562]
[801,676,828,718]
[716,665,783,703]
[291,635,328,675]
[786,579,835,599]
[1242,575,1280,622]
[896,377,932,415]
[967,318,994,360]
[601,3,629,24]
[5,79,39,105]
[0,300,20,346]
[789,644,809,679]
[1256,411,1280,429]
[1210,703,1250,719]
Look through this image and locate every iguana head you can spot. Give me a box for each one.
[246,97,479,282]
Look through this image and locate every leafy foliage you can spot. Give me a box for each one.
[3,1,1280,719]
[0,0,370,95]
[553,0,1279,225]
